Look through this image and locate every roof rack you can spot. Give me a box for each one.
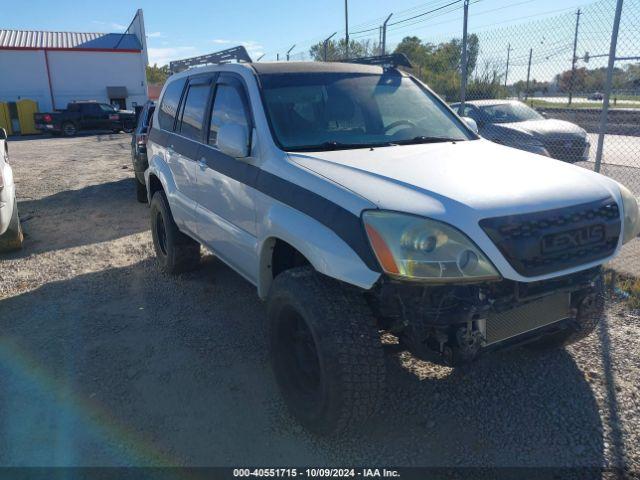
[169,46,252,73]
[344,53,413,69]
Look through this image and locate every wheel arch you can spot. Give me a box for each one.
[256,204,380,299]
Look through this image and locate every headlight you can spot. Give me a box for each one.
[619,183,640,244]
[363,211,500,282]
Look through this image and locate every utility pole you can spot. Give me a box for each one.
[382,13,393,55]
[595,0,624,172]
[276,53,280,61]
[568,9,582,105]
[504,43,512,88]
[525,47,533,100]
[323,32,337,61]
[344,0,349,59]
[458,0,470,113]
[286,44,296,61]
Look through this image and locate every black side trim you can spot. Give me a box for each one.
[148,127,381,272]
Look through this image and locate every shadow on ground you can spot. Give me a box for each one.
[14,179,147,256]
[0,256,604,467]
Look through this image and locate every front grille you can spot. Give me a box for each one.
[485,293,571,345]
[480,197,620,277]
[544,137,588,161]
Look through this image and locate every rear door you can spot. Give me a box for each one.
[80,103,102,129]
[169,73,216,235]
[195,73,258,281]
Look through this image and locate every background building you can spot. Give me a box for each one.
[0,10,149,113]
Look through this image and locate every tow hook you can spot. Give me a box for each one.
[443,321,484,366]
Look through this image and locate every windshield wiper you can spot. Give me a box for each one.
[395,136,461,145]
[289,140,396,152]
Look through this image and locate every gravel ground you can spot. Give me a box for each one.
[0,133,639,472]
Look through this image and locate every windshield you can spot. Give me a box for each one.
[478,102,543,124]
[260,71,475,151]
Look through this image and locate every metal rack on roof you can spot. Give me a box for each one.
[343,53,413,69]
[169,46,252,73]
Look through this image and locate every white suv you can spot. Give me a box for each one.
[146,60,640,434]
[0,128,23,252]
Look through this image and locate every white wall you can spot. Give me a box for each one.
[48,50,147,109]
[0,50,53,111]
[0,49,148,112]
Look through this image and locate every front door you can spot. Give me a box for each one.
[195,73,258,282]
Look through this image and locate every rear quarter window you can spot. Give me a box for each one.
[158,78,187,131]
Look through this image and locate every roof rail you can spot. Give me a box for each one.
[169,46,252,73]
[344,53,413,69]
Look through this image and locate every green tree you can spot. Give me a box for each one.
[309,38,379,61]
[393,35,483,101]
[146,63,170,85]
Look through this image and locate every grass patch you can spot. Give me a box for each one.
[608,269,640,309]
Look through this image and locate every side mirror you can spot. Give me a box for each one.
[462,116,479,134]
[217,123,250,158]
[0,128,7,140]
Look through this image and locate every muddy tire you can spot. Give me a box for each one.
[62,121,77,137]
[0,201,24,252]
[527,274,605,350]
[267,266,386,435]
[135,178,148,203]
[150,191,200,274]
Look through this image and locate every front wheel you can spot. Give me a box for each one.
[0,201,24,252]
[267,266,386,435]
[149,191,200,274]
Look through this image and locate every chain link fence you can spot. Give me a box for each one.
[276,0,640,276]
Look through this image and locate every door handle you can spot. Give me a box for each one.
[198,158,207,170]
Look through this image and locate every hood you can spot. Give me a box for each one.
[485,119,587,141]
[289,139,617,221]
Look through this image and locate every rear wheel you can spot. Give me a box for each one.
[62,121,77,137]
[267,266,386,434]
[135,178,148,203]
[150,191,200,274]
[0,201,24,252]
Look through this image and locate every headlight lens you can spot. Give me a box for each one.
[363,211,500,282]
[619,183,640,244]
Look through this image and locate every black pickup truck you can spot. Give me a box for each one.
[34,102,136,136]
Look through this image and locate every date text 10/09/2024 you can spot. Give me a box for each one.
[232,468,401,478]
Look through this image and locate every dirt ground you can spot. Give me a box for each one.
[0,133,639,471]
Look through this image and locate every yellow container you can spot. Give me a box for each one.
[16,99,40,135]
[0,102,12,136]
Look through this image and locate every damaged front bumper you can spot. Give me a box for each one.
[368,266,603,364]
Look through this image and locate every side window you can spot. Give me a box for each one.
[208,84,250,146]
[158,78,186,131]
[99,104,115,113]
[178,84,210,142]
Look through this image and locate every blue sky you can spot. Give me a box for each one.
[0,0,629,80]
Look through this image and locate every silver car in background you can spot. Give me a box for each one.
[453,100,590,163]
[0,128,24,252]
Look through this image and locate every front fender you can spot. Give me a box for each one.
[257,203,380,299]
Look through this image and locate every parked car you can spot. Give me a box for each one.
[0,128,24,252]
[146,61,640,434]
[588,92,604,101]
[452,99,590,162]
[34,102,136,137]
[131,101,155,203]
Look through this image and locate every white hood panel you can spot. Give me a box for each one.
[289,139,622,282]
